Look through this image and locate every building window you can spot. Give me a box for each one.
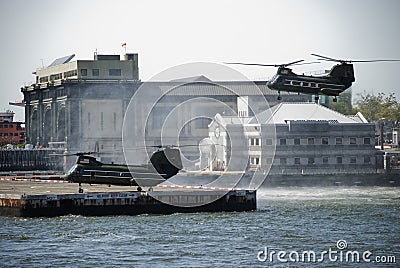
[88,112,91,130]
[39,76,49,83]
[250,138,260,146]
[81,69,87,76]
[350,137,357,145]
[152,107,169,129]
[266,138,273,145]
[364,137,370,145]
[294,138,300,145]
[92,69,99,76]
[307,137,315,145]
[113,112,117,131]
[50,73,62,81]
[280,138,286,145]
[238,111,247,117]
[280,158,287,165]
[350,156,357,164]
[186,122,192,134]
[250,157,260,165]
[335,137,343,145]
[195,118,211,129]
[100,112,104,131]
[322,137,329,145]
[308,157,315,165]
[109,69,121,76]
[322,156,329,164]
[294,157,301,165]
[64,69,78,78]
[336,156,343,164]
[364,156,371,164]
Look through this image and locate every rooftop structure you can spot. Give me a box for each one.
[33,53,139,87]
[252,102,368,124]
[0,110,15,123]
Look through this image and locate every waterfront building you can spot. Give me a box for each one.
[21,53,311,163]
[0,110,25,146]
[207,102,377,176]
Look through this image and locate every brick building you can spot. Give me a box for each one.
[0,110,25,146]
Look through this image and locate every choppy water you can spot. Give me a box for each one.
[1,187,399,267]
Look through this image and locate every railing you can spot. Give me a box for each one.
[0,149,64,171]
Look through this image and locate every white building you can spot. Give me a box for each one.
[208,102,377,176]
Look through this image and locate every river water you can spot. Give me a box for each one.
[1,187,399,267]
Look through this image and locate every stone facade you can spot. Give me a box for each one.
[21,53,311,165]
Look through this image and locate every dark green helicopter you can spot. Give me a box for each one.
[226,54,400,102]
[65,146,182,191]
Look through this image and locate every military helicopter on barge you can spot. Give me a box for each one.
[65,146,183,192]
[226,54,400,102]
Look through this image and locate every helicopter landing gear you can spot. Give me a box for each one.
[78,183,84,193]
[277,91,282,101]
[333,97,338,102]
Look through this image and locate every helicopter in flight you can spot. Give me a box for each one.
[226,54,400,102]
[65,146,183,192]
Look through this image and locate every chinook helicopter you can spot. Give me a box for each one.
[226,54,400,102]
[65,146,182,191]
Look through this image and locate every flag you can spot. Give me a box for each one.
[122,43,126,47]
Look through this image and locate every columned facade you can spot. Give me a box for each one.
[21,53,310,165]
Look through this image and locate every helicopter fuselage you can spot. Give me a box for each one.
[65,147,183,187]
[267,64,355,97]
[66,162,163,187]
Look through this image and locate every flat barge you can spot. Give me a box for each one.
[0,180,256,217]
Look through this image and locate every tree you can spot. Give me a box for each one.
[330,90,354,115]
[354,92,400,122]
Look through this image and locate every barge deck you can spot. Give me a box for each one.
[0,180,256,217]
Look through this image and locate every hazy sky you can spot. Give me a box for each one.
[1,0,399,121]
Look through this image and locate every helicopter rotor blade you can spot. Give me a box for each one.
[224,62,279,67]
[284,60,304,67]
[349,59,400,63]
[225,60,312,68]
[48,151,97,157]
[311,54,340,62]
[48,153,68,157]
[312,54,400,64]
[290,61,320,66]
[178,144,226,148]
